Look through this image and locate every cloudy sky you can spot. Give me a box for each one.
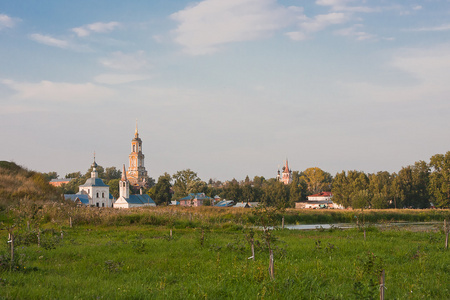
[1,0,450,182]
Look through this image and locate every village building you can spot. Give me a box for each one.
[126,123,148,188]
[49,178,73,187]
[179,193,212,207]
[295,192,344,209]
[277,159,292,185]
[64,158,113,207]
[113,165,156,208]
[215,200,235,207]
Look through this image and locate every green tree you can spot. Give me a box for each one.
[172,169,201,199]
[105,167,121,181]
[368,172,391,209]
[108,178,120,199]
[222,179,242,201]
[395,162,430,208]
[429,152,450,208]
[42,171,58,182]
[65,171,81,179]
[152,173,172,205]
[300,167,332,194]
[261,179,289,208]
[289,173,306,207]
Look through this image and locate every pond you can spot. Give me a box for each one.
[281,222,443,232]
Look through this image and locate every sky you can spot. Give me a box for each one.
[1,0,450,182]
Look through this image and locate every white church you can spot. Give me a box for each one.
[65,124,155,208]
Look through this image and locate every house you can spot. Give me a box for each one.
[179,193,212,207]
[215,200,235,207]
[64,157,113,207]
[295,192,344,209]
[113,165,156,208]
[234,201,251,208]
[64,194,89,206]
[50,178,73,187]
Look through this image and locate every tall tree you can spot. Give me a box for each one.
[429,152,450,208]
[104,167,122,181]
[152,173,172,205]
[300,167,332,194]
[172,169,201,199]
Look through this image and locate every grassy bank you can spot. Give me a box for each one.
[1,223,449,299]
[3,201,449,230]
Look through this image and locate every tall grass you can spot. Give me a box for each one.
[1,224,449,299]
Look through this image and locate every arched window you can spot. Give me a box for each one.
[102,192,105,198]
[96,192,99,198]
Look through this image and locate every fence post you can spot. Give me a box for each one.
[282,216,285,229]
[379,269,385,300]
[251,239,255,261]
[170,229,172,238]
[445,219,448,250]
[269,249,274,280]
[69,217,72,228]
[8,232,14,270]
[37,229,41,247]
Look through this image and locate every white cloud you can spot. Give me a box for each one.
[334,24,375,40]
[285,31,308,41]
[29,33,70,48]
[407,24,450,32]
[1,79,114,102]
[99,51,149,71]
[300,12,350,32]
[94,73,150,85]
[286,12,350,41]
[72,22,120,37]
[170,0,302,55]
[338,45,450,103]
[0,14,19,30]
[316,0,381,13]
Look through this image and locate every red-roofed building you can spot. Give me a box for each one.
[295,192,344,209]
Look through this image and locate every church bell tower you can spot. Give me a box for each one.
[126,122,148,187]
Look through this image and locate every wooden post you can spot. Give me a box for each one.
[379,269,385,300]
[37,229,41,247]
[8,232,14,270]
[251,239,255,261]
[27,221,30,231]
[170,229,172,238]
[364,229,366,241]
[69,217,72,228]
[282,216,285,229]
[269,249,274,280]
[445,219,448,250]
[201,228,204,246]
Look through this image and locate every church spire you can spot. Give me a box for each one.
[135,119,139,138]
[121,164,127,181]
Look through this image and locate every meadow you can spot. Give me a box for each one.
[1,206,449,299]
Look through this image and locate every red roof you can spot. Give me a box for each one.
[308,192,332,197]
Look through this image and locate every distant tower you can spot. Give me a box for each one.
[280,159,292,185]
[119,164,130,199]
[126,122,148,187]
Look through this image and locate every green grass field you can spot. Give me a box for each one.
[1,220,449,299]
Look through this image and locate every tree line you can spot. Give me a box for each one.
[47,151,450,208]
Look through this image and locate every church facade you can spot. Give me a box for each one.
[64,158,113,207]
[277,159,293,185]
[114,164,156,208]
[126,124,148,188]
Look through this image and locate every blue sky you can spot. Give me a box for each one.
[1,0,450,182]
